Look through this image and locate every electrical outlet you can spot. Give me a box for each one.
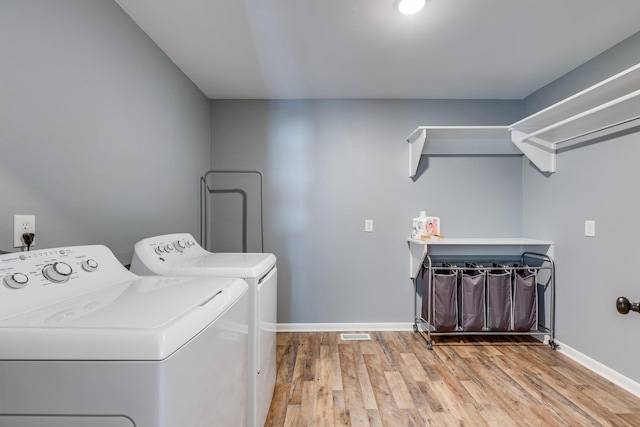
[584,220,595,237]
[14,215,35,247]
[365,219,374,232]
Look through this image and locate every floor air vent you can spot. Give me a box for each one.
[340,333,371,341]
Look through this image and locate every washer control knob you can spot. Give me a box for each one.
[173,240,186,252]
[164,244,173,252]
[81,259,99,272]
[42,262,73,283]
[154,246,164,255]
[4,273,29,289]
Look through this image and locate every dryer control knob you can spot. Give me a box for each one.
[173,240,186,252]
[43,262,73,283]
[4,272,29,289]
[81,259,98,272]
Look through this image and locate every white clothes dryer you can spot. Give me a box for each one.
[130,233,277,427]
[0,245,248,427]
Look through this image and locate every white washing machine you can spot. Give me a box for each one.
[0,245,248,427]
[130,233,277,427]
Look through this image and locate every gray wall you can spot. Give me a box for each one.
[211,99,524,324]
[0,1,210,263]
[522,31,640,381]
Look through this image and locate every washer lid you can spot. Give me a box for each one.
[168,253,277,279]
[0,276,247,361]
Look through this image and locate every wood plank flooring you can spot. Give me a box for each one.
[265,332,640,426]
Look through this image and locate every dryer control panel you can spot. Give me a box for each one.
[130,232,277,278]
[151,235,199,256]
[0,245,136,321]
[130,233,210,276]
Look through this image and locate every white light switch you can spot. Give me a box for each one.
[365,219,373,232]
[585,220,595,237]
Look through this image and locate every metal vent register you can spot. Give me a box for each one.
[340,333,371,341]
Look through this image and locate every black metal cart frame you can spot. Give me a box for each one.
[413,251,556,350]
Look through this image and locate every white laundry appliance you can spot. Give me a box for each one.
[130,233,277,427]
[0,245,248,427]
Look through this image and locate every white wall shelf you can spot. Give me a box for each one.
[509,62,640,173]
[405,62,640,176]
[407,237,553,279]
[405,126,519,178]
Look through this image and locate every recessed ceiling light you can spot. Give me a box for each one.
[397,0,426,14]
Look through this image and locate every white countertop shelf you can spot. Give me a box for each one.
[407,237,553,279]
[407,237,553,246]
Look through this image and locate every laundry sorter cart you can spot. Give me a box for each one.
[414,251,556,350]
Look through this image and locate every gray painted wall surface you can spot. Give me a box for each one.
[523,134,640,381]
[0,1,210,263]
[522,32,640,381]
[211,99,524,323]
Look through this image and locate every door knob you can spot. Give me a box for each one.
[616,297,640,314]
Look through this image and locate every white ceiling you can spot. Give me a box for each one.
[114,0,640,100]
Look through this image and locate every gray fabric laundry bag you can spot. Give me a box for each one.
[512,267,538,331]
[486,268,512,331]
[422,268,458,332]
[460,266,485,331]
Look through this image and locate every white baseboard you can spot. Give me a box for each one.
[555,339,640,398]
[276,322,414,332]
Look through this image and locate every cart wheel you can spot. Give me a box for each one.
[427,341,433,350]
[549,340,557,350]
[413,324,418,333]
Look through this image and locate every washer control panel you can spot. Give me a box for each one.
[1,248,102,290]
[0,245,135,320]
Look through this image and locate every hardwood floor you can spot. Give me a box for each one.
[265,332,640,426]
